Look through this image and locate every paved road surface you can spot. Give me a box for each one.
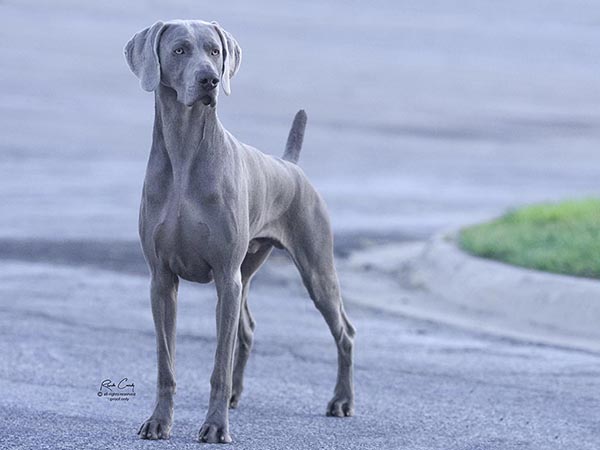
[1,249,599,450]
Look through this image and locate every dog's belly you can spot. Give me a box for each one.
[151,209,214,283]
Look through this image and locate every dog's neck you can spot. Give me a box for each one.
[152,84,226,174]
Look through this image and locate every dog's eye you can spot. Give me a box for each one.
[174,48,185,55]
[211,48,220,56]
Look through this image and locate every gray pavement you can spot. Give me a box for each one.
[1,252,599,450]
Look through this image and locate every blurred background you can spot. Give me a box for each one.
[2,0,600,243]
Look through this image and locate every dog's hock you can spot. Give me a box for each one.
[124,21,166,92]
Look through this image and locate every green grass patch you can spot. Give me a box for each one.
[459,198,600,279]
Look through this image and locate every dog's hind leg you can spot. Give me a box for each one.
[283,197,355,417]
[230,243,273,408]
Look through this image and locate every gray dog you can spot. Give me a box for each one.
[124,19,355,443]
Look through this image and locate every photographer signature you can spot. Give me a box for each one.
[99,378,135,393]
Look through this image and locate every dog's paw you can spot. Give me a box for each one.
[326,396,354,417]
[138,417,172,440]
[198,422,232,444]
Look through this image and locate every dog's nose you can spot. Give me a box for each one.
[200,77,220,91]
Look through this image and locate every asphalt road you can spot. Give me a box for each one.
[0,247,599,450]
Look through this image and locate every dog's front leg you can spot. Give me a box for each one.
[199,269,242,444]
[138,269,178,440]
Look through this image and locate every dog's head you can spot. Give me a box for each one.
[124,20,241,107]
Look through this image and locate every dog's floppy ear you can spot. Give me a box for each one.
[212,22,242,96]
[124,21,166,92]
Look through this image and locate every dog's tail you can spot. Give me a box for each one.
[282,109,307,164]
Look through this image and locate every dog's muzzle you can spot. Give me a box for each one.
[200,94,216,107]
[184,87,217,107]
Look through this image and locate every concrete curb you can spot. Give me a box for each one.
[343,231,600,353]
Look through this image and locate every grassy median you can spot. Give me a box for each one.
[459,198,600,279]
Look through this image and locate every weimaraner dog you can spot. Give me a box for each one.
[124,19,355,443]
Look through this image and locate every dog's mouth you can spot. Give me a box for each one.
[200,95,216,107]
[183,89,217,108]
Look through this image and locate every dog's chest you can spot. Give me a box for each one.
[147,195,215,282]
[140,142,249,279]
